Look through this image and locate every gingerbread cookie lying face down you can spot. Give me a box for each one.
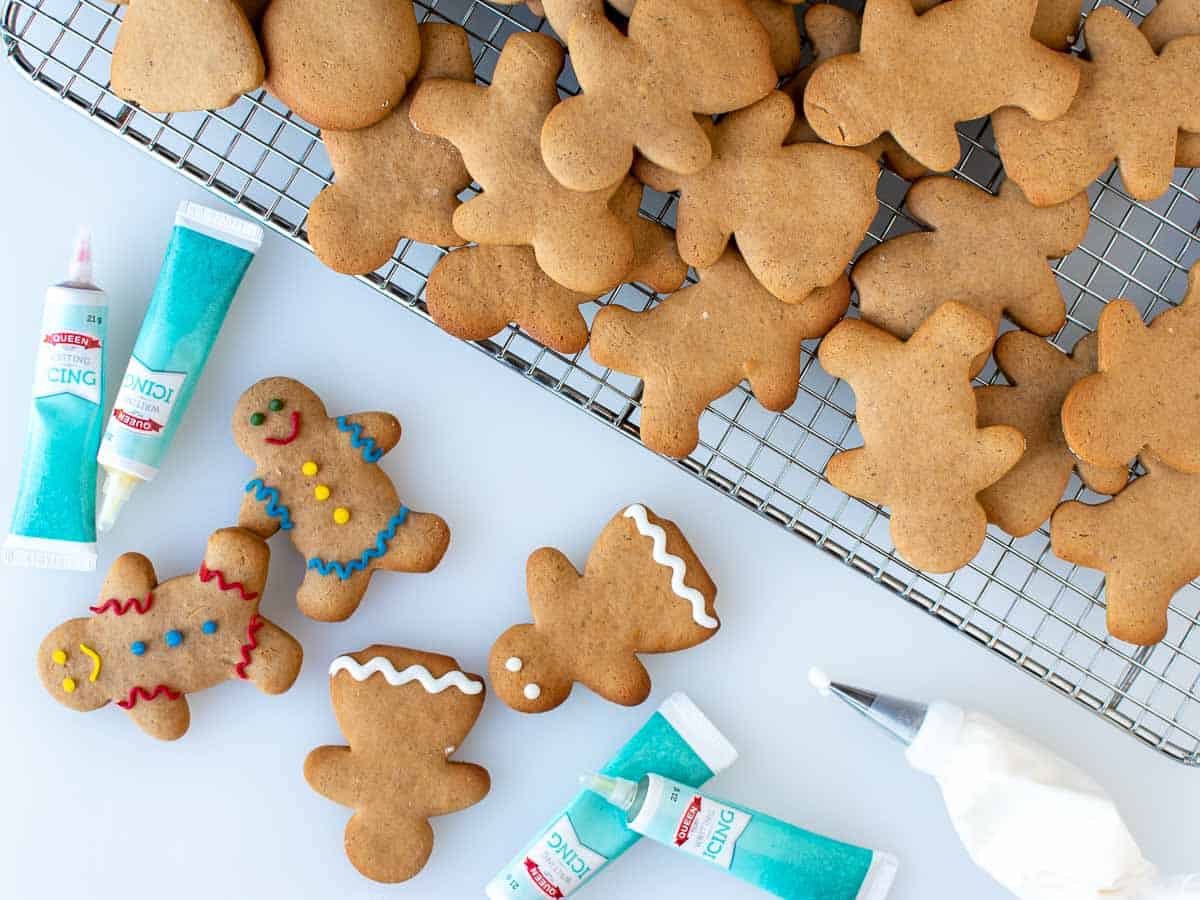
[803,0,1080,172]
[305,646,490,883]
[818,303,1025,572]
[37,528,302,741]
[489,503,719,712]
[234,377,450,622]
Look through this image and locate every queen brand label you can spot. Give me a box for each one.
[517,814,608,898]
[660,788,751,871]
[33,329,103,405]
[109,357,186,436]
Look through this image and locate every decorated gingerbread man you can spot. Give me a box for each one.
[234,377,450,622]
[305,646,490,883]
[489,503,720,713]
[37,527,302,741]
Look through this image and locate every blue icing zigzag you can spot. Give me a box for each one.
[307,507,410,580]
[337,416,383,463]
[245,479,295,531]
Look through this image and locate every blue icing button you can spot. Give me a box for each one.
[202,620,218,635]
[130,641,146,657]
[164,629,183,648]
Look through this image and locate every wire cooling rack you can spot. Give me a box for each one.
[5,0,1200,764]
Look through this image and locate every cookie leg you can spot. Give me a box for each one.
[379,511,451,574]
[240,616,303,694]
[1106,572,1172,646]
[124,692,191,741]
[202,527,271,599]
[296,567,373,622]
[344,809,435,884]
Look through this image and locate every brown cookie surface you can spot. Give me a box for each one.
[234,377,450,622]
[305,646,489,883]
[818,302,1025,572]
[748,0,803,75]
[37,528,302,741]
[1141,0,1200,167]
[410,32,635,294]
[111,0,264,113]
[592,250,849,458]
[262,0,419,131]
[307,24,474,275]
[539,0,776,191]
[635,91,877,304]
[489,503,719,712]
[1061,264,1200,474]
[1051,455,1200,646]
[994,7,1200,205]
[975,332,1127,538]
[803,0,1079,173]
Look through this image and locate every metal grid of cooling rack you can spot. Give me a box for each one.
[5,0,1200,764]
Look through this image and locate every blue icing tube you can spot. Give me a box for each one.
[485,693,737,899]
[96,201,263,531]
[3,229,107,571]
[583,772,899,900]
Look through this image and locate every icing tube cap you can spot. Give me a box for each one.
[97,469,140,533]
[68,226,94,285]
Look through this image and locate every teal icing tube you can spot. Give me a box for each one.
[485,693,738,899]
[3,230,107,571]
[584,772,898,900]
[96,201,263,531]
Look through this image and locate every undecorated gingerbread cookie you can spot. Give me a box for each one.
[1142,0,1200,167]
[910,0,1082,50]
[234,377,450,622]
[1052,454,1200,645]
[489,503,719,712]
[1062,264,1200,474]
[539,0,776,191]
[975,332,1127,538]
[37,528,302,741]
[592,250,850,458]
[994,7,1200,205]
[305,646,489,883]
[803,0,1079,172]
[635,91,877,304]
[818,302,1025,572]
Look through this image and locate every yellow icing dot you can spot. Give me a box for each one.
[301,460,319,477]
[314,484,331,501]
[62,677,76,693]
[51,649,67,665]
[333,507,351,525]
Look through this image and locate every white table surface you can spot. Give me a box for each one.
[1,66,1197,900]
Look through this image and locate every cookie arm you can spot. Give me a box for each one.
[239,616,303,694]
[100,551,157,603]
[581,650,653,707]
[423,762,491,816]
[124,692,191,741]
[342,412,402,457]
[238,489,283,539]
[304,745,361,808]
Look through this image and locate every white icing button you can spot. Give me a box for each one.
[445,745,456,756]
[524,683,541,701]
[505,657,523,672]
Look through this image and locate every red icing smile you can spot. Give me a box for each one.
[265,411,301,445]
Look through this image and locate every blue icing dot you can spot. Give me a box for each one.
[130,641,146,656]
[202,620,218,635]
[164,629,183,647]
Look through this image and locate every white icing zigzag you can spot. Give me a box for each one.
[329,656,484,694]
[623,504,719,629]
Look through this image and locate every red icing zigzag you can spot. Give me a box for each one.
[198,562,259,602]
[117,684,181,709]
[235,614,263,680]
[89,594,154,616]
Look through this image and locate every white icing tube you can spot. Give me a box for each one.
[328,656,483,695]
[623,504,719,629]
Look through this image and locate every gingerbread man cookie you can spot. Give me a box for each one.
[1142,0,1200,167]
[635,91,877,304]
[818,303,1025,572]
[852,177,1088,356]
[234,377,450,622]
[110,0,264,113]
[1052,454,1200,646]
[489,503,719,712]
[803,0,1080,173]
[539,0,777,192]
[1061,264,1200,474]
[994,7,1200,205]
[37,528,302,741]
[305,646,489,883]
[592,250,850,458]
[975,332,1127,538]
[306,24,474,275]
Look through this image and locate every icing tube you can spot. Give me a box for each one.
[484,693,737,899]
[96,202,262,531]
[3,228,107,571]
[584,773,898,900]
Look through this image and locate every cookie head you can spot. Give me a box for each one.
[804,61,885,147]
[37,620,108,712]
[233,377,327,462]
[487,625,571,713]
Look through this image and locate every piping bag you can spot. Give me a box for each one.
[809,668,1200,900]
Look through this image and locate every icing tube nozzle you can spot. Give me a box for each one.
[68,226,94,285]
[808,667,929,746]
[96,469,141,533]
[580,772,639,813]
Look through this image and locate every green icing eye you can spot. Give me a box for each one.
[250,412,265,426]
[269,398,285,411]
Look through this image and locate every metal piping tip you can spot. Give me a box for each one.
[810,667,930,746]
